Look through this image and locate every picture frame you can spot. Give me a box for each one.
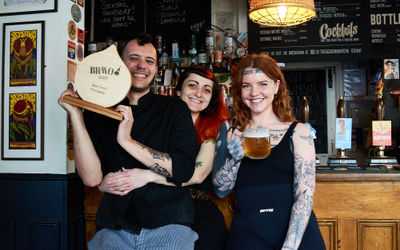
[0,0,57,16]
[1,21,45,160]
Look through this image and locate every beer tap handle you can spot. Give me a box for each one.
[337,96,345,118]
[376,98,385,120]
[301,96,309,123]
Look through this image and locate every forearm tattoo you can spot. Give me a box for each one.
[138,142,171,162]
[149,163,171,178]
[283,153,315,249]
[212,157,241,192]
[195,161,203,168]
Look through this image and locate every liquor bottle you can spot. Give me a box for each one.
[224,29,233,71]
[188,34,198,65]
[154,35,163,56]
[171,40,180,63]
[171,62,180,87]
[198,44,207,66]
[160,45,169,68]
[213,35,223,70]
[179,48,189,69]
[205,29,214,64]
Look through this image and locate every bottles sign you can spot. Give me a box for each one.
[335,118,352,149]
[372,120,392,146]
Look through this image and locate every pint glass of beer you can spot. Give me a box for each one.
[243,128,271,159]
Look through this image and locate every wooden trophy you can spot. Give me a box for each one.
[328,97,358,168]
[300,96,320,166]
[62,45,131,120]
[365,98,398,166]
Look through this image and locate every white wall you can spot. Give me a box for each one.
[0,1,84,174]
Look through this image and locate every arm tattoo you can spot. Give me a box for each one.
[149,163,171,178]
[300,134,314,146]
[195,161,203,168]
[139,142,171,161]
[282,153,315,249]
[212,157,241,192]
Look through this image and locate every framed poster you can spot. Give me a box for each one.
[1,21,44,160]
[0,0,57,16]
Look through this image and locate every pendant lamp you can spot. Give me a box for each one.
[249,0,316,27]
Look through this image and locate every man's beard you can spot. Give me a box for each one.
[130,80,154,93]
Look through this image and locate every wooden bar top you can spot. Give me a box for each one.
[316,167,400,182]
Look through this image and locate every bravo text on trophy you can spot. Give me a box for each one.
[62,45,131,120]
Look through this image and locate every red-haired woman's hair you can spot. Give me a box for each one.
[230,54,296,131]
[175,66,229,143]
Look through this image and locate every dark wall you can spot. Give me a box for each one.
[0,174,85,250]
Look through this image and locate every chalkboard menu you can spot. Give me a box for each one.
[249,0,400,62]
[93,0,211,46]
[146,0,211,49]
[285,70,328,154]
[94,0,145,41]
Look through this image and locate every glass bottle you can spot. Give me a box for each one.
[179,48,189,69]
[213,35,223,70]
[205,29,214,64]
[171,40,180,63]
[160,45,169,68]
[188,34,198,66]
[198,44,207,66]
[224,29,233,71]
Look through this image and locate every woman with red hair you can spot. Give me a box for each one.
[99,66,229,250]
[212,54,325,250]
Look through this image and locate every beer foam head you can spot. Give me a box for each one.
[244,128,270,138]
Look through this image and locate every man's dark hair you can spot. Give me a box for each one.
[121,32,154,58]
[135,32,153,46]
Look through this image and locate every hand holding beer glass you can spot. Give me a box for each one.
[243,128,271,159]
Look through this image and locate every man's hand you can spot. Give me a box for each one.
[98,168,155,196]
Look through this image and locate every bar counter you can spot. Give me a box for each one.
[212,167,400,250]
[87,168,400,249]
[314,167,400,250]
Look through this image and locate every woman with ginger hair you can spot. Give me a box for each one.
[213,54,325,250]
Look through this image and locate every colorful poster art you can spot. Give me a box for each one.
[372,120,391,146]
[9,29,37,87]
[335,118,352,149]
[8,93,37,149]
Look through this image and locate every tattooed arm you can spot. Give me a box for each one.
[115,102,197,181]
[212,121,244,198]
[105,138,217,193]
[282,123,316,250]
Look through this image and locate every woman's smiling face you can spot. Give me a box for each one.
[178,73,213,115]
[241,67,279,115]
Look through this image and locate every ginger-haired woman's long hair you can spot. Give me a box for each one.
[175,66,229,144]
[230,54,296,131]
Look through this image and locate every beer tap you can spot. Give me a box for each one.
[375,97,386,158]
[301,96,309,124]
[301,96,319,166]
[336,97,347,158]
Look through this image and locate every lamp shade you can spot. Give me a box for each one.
[249,0,316,27]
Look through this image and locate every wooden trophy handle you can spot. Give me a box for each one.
[62,95,123,121]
